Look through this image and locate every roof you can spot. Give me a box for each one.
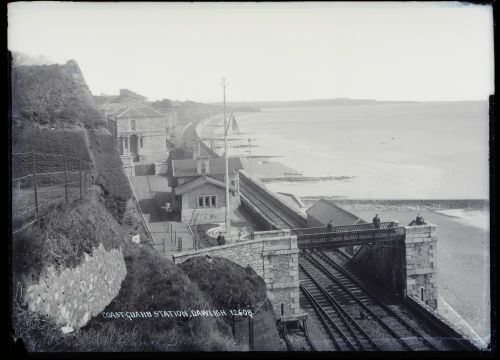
[101,104,165,119]
[116,106,165,118]
[172,157,243,178]
[306,199,366,226]
[277,192,304,210]
[175,175,237,195]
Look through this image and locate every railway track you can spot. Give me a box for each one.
[324,249,474,351]
[239,181,298,230]
[299,250,443,351]
[299,265,381,351]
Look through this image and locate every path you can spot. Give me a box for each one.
[129,174,194,255]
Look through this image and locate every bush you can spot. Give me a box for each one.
[179,257,272,321]
[12,192,125,286]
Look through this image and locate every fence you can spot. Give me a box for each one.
[11,151,93,234]
[125,174,159,253]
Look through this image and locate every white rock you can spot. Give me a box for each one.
[82,312,90,324]
[61,326,74,334]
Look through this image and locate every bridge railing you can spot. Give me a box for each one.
[291,221,399,236]
[296,226,406,247]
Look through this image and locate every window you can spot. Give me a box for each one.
[124,138,128,149]
[197,195,217,208]
[130,120,136,131]
[420,287,425,301]
[140,137,143,148]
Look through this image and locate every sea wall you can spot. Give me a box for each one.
[24,244,127,332]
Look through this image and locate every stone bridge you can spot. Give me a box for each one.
[171,229,301,319]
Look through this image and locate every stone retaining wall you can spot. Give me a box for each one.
[172,230,300,317]
[24,244,127,332]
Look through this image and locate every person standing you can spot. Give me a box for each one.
[216,232,225,246]
[372,214,381,229]
[416,213,426,225]
[326,219,333,241]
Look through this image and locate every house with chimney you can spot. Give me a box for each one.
[97,89,175,167]
[171,156,243,223]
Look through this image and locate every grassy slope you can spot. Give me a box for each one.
[14,243,237,352]
[12,191,125,287]
[11,60,105,128]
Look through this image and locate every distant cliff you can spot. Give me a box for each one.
[219,98,381,109]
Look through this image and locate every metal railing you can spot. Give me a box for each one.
[126,175,158,252]
[12,151,93,234]
[292,221,399,236]
[296,226,406,249]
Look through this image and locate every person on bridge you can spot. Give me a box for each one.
[373,214,381,229]
[415,213,426,225]
[326,220,334,241]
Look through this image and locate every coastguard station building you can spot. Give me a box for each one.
[171,157,243,223]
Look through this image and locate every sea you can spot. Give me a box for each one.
[198,101,491,344]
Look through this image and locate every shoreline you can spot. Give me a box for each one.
[198,115,490,205]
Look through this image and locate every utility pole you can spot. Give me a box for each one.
[222,77,231,237]
[247,137,252,178]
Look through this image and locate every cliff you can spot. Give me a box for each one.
[11,59,106,129]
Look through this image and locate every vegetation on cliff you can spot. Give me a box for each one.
[179,257,273,321]
[11,59,106,129]
[12,191,126,287]
[10,56,266,352]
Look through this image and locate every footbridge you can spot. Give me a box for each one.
[293,222,406,249]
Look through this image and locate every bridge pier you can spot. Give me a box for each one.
[404,224,438,309]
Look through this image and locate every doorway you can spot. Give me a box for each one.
[130,134,139,162]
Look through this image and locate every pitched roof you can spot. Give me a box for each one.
[116,106,165,118]
[306,199,366,226]
[172,157,243,177]
[175,175,237,195]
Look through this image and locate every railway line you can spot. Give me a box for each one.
[299,249,463,351]
[239,180,299,230]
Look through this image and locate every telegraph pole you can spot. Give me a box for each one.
[247,137,252,178]
[222,78,231,237]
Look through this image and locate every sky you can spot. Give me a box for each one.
[8,1,494,103]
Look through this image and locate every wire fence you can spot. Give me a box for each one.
[11,150,94,235]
